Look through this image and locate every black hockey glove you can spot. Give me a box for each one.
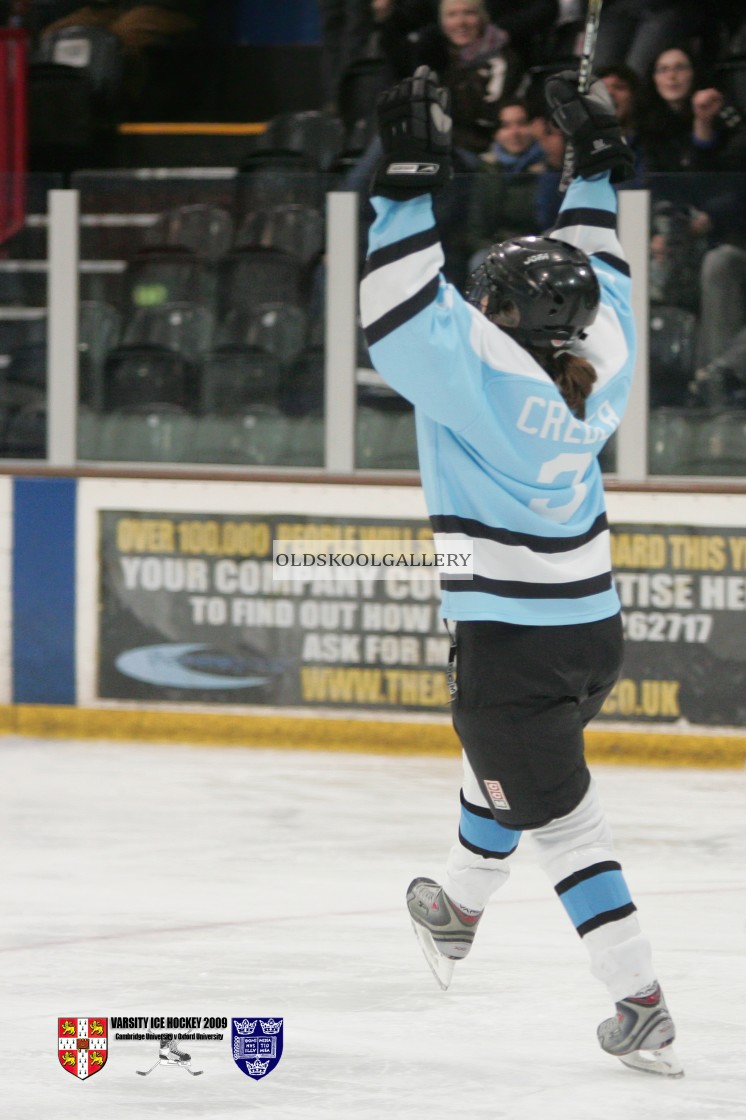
[372,65,453,200]
[545,70,635,184]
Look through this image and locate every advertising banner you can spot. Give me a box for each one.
[99,511,452,710]
[601,524,746,726]
[98,512,746,726]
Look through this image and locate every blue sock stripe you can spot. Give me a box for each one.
[557,869,633,930]
[459,803,521,855]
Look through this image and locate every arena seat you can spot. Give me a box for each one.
[259,110,346,172]
[217,249,306,316]
[356,405,417,470]
[234,205,324,267]
[236,151,325,213]
[215,303,307,367]
[96,405,197,462]
[690,411,746,476]
[144,204,234,260]
[648,407,709,475]
[649,306,699,407]
[191,407,291,466]
[103,344,200,412]
[124,248,216,312]
[279,346,324,417]
[2,402,46,458]
[199,347,282,413]
[122,301,215,359]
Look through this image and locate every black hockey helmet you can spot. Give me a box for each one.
[464,235,600,348]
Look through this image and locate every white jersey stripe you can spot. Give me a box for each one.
[360,242,444,328]
[575,302,629,390]
[436,530,612,585]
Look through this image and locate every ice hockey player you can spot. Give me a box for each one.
[359,64,683,1078]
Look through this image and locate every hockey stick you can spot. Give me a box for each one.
[135,1060,159,1076]
[559,0,604,192]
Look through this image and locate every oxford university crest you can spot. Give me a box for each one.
[231,1017,284,1080]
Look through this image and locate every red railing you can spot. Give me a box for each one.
[0,27,27,246]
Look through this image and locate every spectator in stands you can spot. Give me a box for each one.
[466,98,545,268]
[481,97,546,172]
[529,111,565,231]
[346,0,523,191]
[373,0,545,95]
[409,0,524,158]
[40,0,203,52]
[597,63,645,180]
[370,0,437,81]
[483,0,559,70]
[39,0,205,120]
[689,176,746,400]
[637,46,746,310]
[592,0,706,81]
[319,0,376,112]
[638,46,741,173]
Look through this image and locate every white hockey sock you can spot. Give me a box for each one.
[443,841,511,913]
[442,752,519,912]
[531,780,657,1002]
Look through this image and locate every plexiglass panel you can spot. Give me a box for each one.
[647,171,746,478]
[72,168,326,467]
[0,174,62,460]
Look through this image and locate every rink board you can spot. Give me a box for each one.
[1,474,745,764]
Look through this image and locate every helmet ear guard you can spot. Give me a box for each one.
[465,236,601,349]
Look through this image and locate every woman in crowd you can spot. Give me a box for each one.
[639,46,735,173]
[640,46,746,310]
[414,0,523,159]
[345,0,522,285]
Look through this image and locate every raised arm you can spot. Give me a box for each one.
[544,72,636,391]
[359,67,486,430]
[544,70,632,265]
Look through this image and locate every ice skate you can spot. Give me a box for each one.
[406,877,483,991]
[598,982,683,1078]
[159,1036,203,1076]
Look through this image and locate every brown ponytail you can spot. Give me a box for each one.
[548,351,597,419]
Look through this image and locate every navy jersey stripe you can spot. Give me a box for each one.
[432,511,609,553]
[443,571,612,600]
[554,860,623,896]
[592,250,630,276]
[554,207,616,231]
[364,226,441,277]
[576,902,638,938]
[364,275,439,346]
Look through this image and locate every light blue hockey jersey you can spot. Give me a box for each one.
[359,173,634,626]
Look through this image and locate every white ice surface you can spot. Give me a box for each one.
[0,738,744,1120]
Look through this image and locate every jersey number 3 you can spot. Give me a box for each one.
[530,452,592,523]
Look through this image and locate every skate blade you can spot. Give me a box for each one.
[619,1045,684,1078]
[409,918,455,991]
[160,1056,203,1074]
